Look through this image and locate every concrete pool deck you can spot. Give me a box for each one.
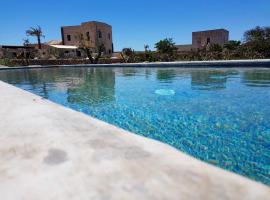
[0,80,269,200]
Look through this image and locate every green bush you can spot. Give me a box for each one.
[0,58,13,67]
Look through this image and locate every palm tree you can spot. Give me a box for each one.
[26,26,44,49]
[22,38,30,46]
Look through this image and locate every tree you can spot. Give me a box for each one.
[22,38,30,46]
[77,33,105,64]
[155,38,177,61]
[242,26,270,58]
[224,40,241,51]
[206,44,223,60]
[121,48,135,63]
[221,40,242,60]
[244,26,267,43]
[208,44,222,52]
[94,44,105,63]
[144,44,150,52]
[26,26,44,49]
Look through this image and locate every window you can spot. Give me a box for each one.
[108,49,111,54]
[76,51,81,57]
[67,35,71,41]
[86,32,90,41]
[98,30,102,38]
[108,33,111,40]
[207,37,211,44]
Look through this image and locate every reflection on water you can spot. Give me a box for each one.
[0,68,116,105]
[191,70,238,90]
[243,70,270,87]
[67,68,115,106]
[156,69,176,82]
[120,68,138,77]
[0,67,270,185]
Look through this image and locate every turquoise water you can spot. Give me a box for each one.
[0,67,269,185]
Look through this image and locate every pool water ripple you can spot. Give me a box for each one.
[0,67,269,185]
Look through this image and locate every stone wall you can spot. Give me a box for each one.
[10,58,123,66]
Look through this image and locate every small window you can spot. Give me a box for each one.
[76,51,81,57]
[108,33,111,40]
[98,30,102,38]
[86,32,90,41]
[67,35,71,41]
[207,38,211,44]
[108,49,111,54]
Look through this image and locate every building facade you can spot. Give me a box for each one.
[175,44,193,54]
[61,21,113,55]
[0,45,34,59]
[192,29,229,49]
[177,29,229,52]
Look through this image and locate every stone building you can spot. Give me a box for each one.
[175,44,193,54]
[0,45,34,59]
[192,29,229,49]
[177,29,229,52]
[61,21,113,55]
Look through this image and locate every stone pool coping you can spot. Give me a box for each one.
[0,81,269,200]
[0,59,270,70]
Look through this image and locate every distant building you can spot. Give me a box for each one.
[177,29,229,52]
[0,45,34,59]
[61,21,113,55]
[192,29,229,49]
[175,44,193,54]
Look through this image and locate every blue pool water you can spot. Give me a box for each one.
[0,67,269,185]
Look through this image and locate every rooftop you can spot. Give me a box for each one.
[49,44,78,49]
[192,29,229,33]
[62,21,111,28]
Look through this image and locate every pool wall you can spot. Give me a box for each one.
[0,80,269,199]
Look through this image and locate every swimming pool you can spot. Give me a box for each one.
[0,67,269,185]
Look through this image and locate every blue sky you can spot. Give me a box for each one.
[0,0,269,51]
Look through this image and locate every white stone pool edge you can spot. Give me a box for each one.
[0,81,269,200]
